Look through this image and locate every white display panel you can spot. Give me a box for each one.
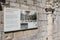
[4,7,37,32]
[4,7,21,32]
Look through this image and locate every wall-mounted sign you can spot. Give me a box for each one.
[4,7,37,32]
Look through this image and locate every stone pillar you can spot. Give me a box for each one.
[45,3,55,40]
[47,12,53,40]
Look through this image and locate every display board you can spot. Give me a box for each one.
[4,7,37,32]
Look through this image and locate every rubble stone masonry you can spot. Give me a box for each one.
[0,0,60,40]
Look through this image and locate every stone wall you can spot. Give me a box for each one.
[0,0,47,40]
[0,0,60,40]
[4,0,47,40]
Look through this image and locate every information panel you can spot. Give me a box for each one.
[4,7,37,32]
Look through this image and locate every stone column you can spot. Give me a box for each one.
[45,4,55,40]
[47,12,53,40]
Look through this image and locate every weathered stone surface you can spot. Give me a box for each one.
[0,0,60,40]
